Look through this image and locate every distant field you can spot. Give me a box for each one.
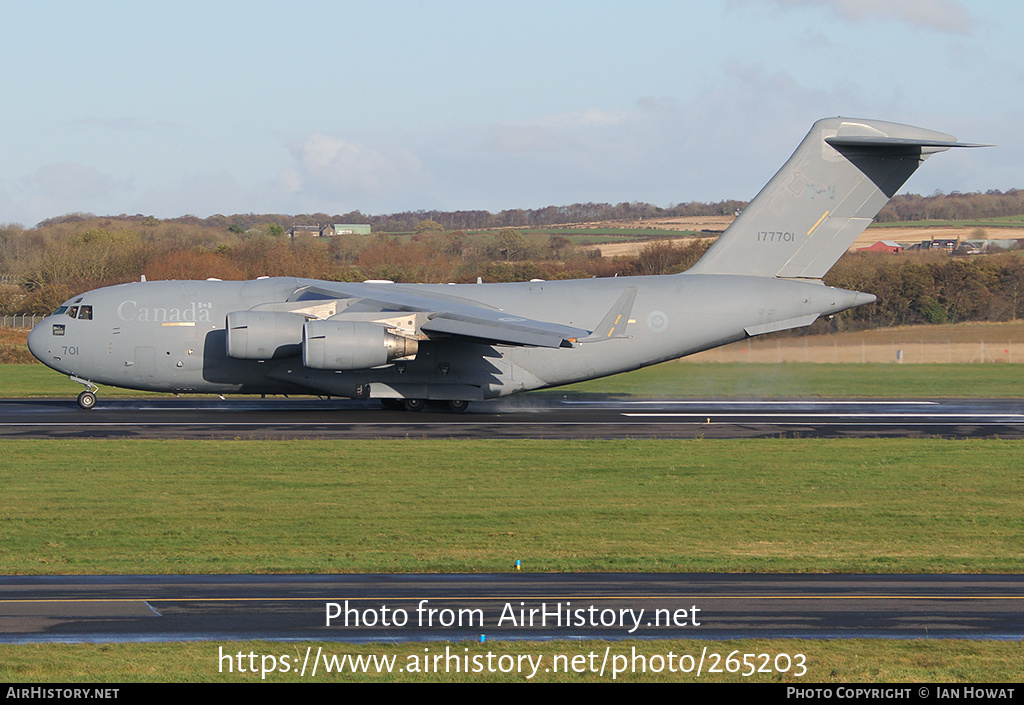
[596,236,712,257]
[562,235,633,245]
[518,228,704,247]
[689,321,1024,364]
[521,227,702,237]
[870,216,1024,228]
[529,214,1024,253]
[552,216,733,232]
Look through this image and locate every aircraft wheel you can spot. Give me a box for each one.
[445,400,470,414]
[77,391,97,410]
[380,399,404,410]
[403,398,426,412]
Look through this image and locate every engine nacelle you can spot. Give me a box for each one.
[226,310,306,360]
[303,319,419,370]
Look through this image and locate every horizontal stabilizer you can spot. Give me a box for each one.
[744,314,820,337]
[825,136,991,150]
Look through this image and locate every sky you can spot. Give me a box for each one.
[1,0,1022,226]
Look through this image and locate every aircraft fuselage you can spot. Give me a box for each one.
[27,274,870,402]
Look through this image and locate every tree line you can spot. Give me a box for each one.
[5,188,1024,331]
[29,189,1024,234]
[822,251,1024,331]
[32,198,746,234]
[0,218,712,315]
[876,189,1024,222]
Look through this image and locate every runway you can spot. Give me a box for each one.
[3,395,1024,439]
[3,573,1023,643]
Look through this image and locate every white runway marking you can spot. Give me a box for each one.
[623,413,1024,419]
[566,400,940,406]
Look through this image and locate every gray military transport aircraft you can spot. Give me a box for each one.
[28,117,984,412]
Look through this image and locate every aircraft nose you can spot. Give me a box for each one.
[27,321,48,362]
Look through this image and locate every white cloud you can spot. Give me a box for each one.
[416,64,906,211]
[136,170,245,219]
[9,162,133,224]
[24,162,126,202]
[284,133,428,202]
[484,108,627,157]
[756,0,973,34]
[68,117,181,132]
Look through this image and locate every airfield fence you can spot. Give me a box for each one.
[2,315,44,329]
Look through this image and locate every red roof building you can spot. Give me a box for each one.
[857,240,903,253]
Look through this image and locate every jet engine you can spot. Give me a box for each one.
[226,310,306,360]
[302,319,419,370]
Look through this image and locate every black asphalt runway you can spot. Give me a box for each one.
[3,395,1024,439]
[3,573,1023,643]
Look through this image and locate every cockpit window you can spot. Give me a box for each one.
[60,304,94,320]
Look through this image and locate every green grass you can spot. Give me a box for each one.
[0,365,164,398]
[562,234,640,244]
[562,361,1024,398]
[3,438,1022,575]
[2,639,1021,682]
[521,227,704,236]
[7,361,1024,400]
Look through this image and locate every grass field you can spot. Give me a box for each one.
[3,438,1022,575]
[520,227,703,244]
[563,362,1024,398]
[6,360,1024,400]
[2,639,1021,682]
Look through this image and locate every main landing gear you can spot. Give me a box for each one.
[445,399,469,413]
[379,398,470,413]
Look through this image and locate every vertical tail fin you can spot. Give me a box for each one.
[687,117,986,279]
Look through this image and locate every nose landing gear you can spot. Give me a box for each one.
[71,376,99,410]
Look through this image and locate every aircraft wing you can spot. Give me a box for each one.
[290,281,589,348]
